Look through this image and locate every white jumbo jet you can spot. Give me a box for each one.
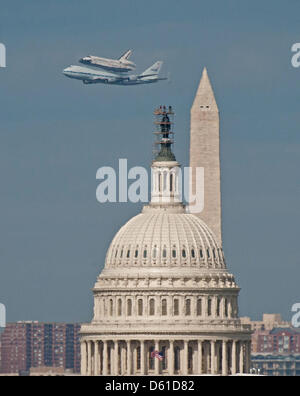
[63,61,167,86]
[79,49,135,73]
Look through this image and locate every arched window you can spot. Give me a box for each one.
[200,249,203,258]
[173,299,179,316]
[115,249,118,258]
[127,299,132,316]
[197,299,202,316]
[191,249,195,258]
[170,174,173,192]
[182,249,186,258]
[109,299,113,316]
[207,249,210,258]
[185,299,191,316]
[149,298,155,316]
[162,248,167,258]
[143,249,147,258]
[162,299,167,316]
[135,249,138,258]
[118,298,122,316]
[172,249,176,258]
[120,249,123,258]
[127,250,130,258]
[138,299,143,316]
[213,248,216,259]
[152,246,157,259]
[207,297,212,316]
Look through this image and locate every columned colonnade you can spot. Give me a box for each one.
[81,338,251,376]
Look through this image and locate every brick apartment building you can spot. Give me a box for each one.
[0,322,81,374]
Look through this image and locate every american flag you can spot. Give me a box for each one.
[151,350,164,360]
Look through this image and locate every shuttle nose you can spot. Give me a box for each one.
[79,56,90,64]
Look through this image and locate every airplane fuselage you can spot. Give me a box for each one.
[63,65,164,86]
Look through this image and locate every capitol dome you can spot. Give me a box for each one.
[80,101,252,377]
[105,208,226,270]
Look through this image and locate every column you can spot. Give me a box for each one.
[155,340,160,375]
[121,343,126,375]
[245,341,251,373]
[211,340,216,374]
[114,340,119,375]
[197,340,202,374]
[87,340,92,376]
[222,340,227,376]
[239,341,244,374]
[127,340,131,375]
[183,340,188,375]
[231,340,236,375]
[81,341,87,375]
[133,343,138,373]
[169,340,174,375]
[103,340,108,375]
[94,341,99,376]
[141,340,146,375]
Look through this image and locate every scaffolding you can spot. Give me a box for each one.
[153,105,175,159]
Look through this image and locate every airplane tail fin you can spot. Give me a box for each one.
[119,49,132,61]
[140,61,163,78]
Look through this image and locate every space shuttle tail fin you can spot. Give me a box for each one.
[119,49,132,61]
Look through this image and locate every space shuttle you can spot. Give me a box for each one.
[79,50,136,73]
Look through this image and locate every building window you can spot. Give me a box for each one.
[127,250,130,258]
[182,249,186,258]
[197,299,202,316]
[118,299,122,316]
[153,246,157,259]
[109,299,113,316]
[174,299,179,316]
[138,299,143,316]
[172,249,176,258]
[191,249,195,258]
[185,299,191,316]
[162,299,167,316]
[200,249,203,258]
[162,248,167,258]
[143,250,147,258]
[224,298,228,317]
[207,297,212,316]
[149,299,155,316]
[216,298,220,316]
[127,299,132,316]
[207,249,210,258]
[135,250,138,258]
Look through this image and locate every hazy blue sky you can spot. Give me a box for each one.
[0,0,299,323]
